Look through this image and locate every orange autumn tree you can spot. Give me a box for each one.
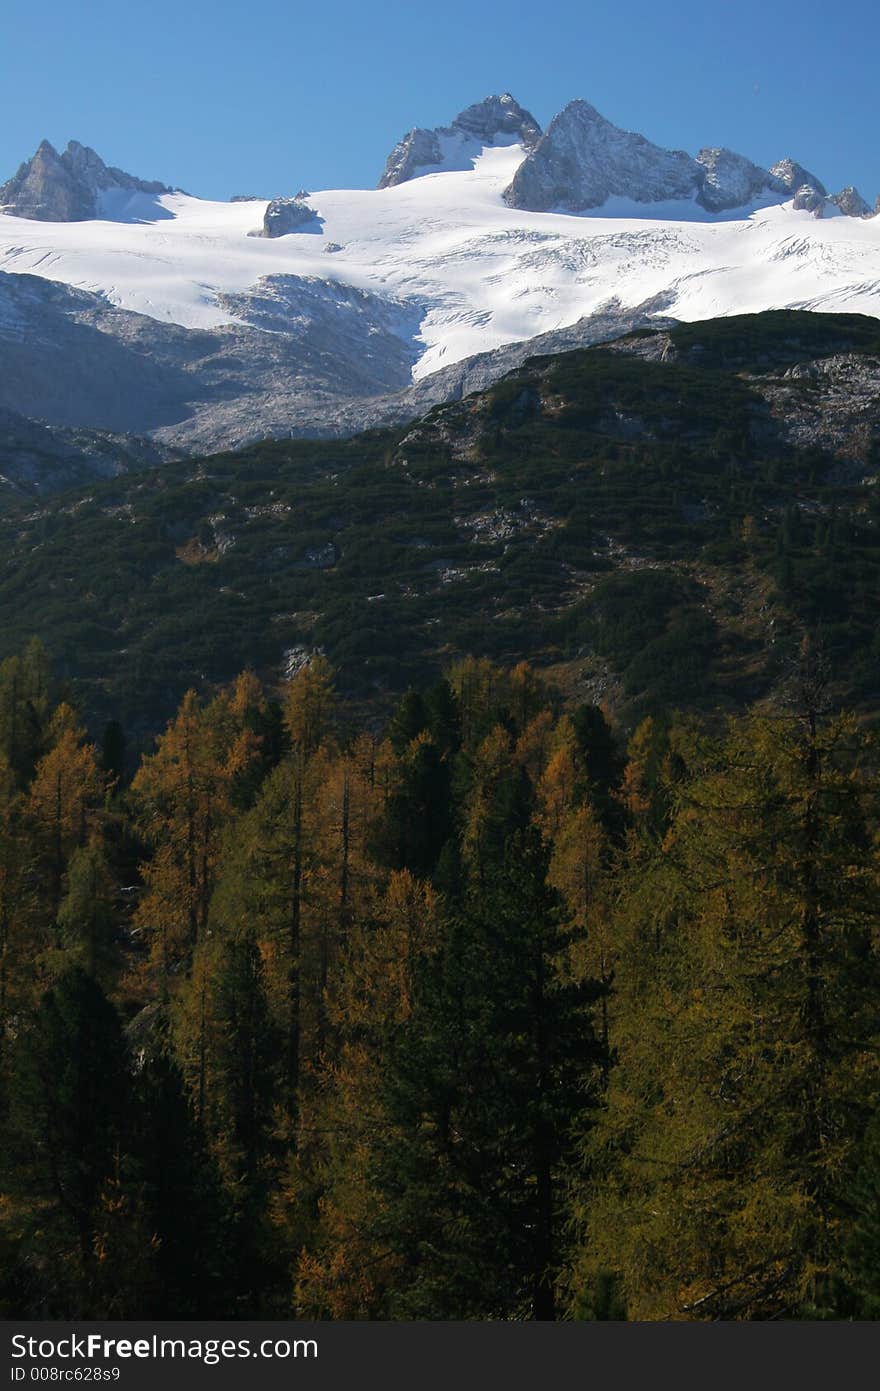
[296,870,442,1318]
[27,703,106,926]
[132,675,265,978]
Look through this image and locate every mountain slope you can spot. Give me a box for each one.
[0,94,878,472]
[0,139,172,221]
[2,309,879,739]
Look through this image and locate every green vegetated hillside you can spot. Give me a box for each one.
[2,308,880,738]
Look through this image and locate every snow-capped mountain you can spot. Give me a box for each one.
[0,93,878,459]
[379,93,542,187]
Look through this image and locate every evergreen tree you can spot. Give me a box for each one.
[11,968,129,1302]
[56,837,117,984]
[375,823,604,1319]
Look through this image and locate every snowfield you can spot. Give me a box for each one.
[1,144,879,381]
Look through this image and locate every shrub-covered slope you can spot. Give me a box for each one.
[2,309,880,736]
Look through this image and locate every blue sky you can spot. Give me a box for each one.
[1,0,876,202]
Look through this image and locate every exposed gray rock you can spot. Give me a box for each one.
[0,265,673,469]
[0,141,91,220]
[380,129,443,188]
[830,186,872,218]
[378,93,541,188]
[504,99,702,212]
[504,102,861,217]
[769,158,826,197]
[0,139,171,221]
[695,147,782,212]
[793,184,826,214]
[259,196,321,237]
[753,352,880,472]
[450,94,541,148]
[0,405,178,497]
[0,266,423,453]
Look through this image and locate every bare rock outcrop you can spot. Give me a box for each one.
[0,139,171,221]
[378,93,541,188]
[260,196,321,237]
[503,99,701,212]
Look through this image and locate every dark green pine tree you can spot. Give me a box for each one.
[0,637,51,785]
[100,720,127,788]
[371,736,454,879]
[837,1108,880,1317]
[387,690,430,753]
[8,967,129,1305]
[374,820,605,1319]
[132,1041,233,1316]
[211,929,283,1310]
[570,703,625,835]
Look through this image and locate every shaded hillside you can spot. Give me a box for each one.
[2,309,880,738]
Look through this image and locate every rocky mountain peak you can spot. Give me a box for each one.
[694,147,784,212]
[0,140,171,221]
[792,184,827,214]
[377,92,541,188]
[504,99,873,219]
[503,98,702,212]
[452,93,542,148]
[830,186,872,218]
[769,157,826,198]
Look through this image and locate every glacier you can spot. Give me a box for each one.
[1,141,878,385]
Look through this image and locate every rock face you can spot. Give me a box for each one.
[0,265,671,461]
[830,186,872,218]
[450,94,542,148]
[793,184,827,214]
[380,128,442,187]
[0,265,425,453]
[378,93,541,188]
[770,163,873,220]
[0,404,177,496]
[695,147,783,212]
[0,140,170,221]
[769,158,826,198]
[504,102,871,219]
[504,99,702,211]
[260,196,320,237]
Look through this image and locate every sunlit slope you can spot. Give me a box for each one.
[2,145,879,381]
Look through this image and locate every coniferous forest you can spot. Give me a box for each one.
[1,637,879,1320]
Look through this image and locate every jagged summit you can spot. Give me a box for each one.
[830,186,872,218]
[0,139,171,222]
[694,147,784,213]
[503,98,700,211]
[378,93,541,188]
[503,98,876,219]
[374,90,875,220]
[449,93,542,147]
[769,158,826,198]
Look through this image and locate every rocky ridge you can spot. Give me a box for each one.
[378,93,541,188]
[503,98,875,218]
[0,140,171,221]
